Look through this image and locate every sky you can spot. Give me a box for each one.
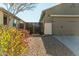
[0,3,58,22]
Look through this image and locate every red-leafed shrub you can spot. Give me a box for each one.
[0,25,30,56]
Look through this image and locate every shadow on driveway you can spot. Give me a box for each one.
[41,35,75,56]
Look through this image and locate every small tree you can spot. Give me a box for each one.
[3,3,36,15]
[3,3,36,28]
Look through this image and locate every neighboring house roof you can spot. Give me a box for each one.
[0,7,25,22]
[40,3,79,22]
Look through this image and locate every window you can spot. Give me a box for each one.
[13,20,16,27]
[3,15,7,25]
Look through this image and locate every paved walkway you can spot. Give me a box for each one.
[23,37,46,56]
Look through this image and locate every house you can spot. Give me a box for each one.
[40,3,79,35]
[0,7,26,29]
[0,7,43,35]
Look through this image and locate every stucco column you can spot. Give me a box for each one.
[9,18,14,27]
[16,20,19,29]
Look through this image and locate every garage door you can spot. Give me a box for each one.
[52,20,79,35]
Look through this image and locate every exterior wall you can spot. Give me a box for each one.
[0,11,16,27]
[45,4,79,15]
[44,23,52,35]
[42,3,79,23]
[0,9,24,29]
[52,17,79,35]
[0,11,3,25]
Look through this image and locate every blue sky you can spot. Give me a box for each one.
[0,3,58,22]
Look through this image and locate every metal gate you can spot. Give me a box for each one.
[25,22,44,35]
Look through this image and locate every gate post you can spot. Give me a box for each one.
[24,22,26,30]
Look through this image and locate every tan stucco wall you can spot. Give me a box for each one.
[41,3,79,23]
[0,11,3,25]
[0,9,23,28]
[44,4,79,15]
[0,11,15,26]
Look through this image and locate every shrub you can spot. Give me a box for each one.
[0,25,30,56]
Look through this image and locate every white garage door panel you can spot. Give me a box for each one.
[44,23,52,34]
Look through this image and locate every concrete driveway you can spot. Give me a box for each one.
[55,36,79,56]
[42,35,74,56]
